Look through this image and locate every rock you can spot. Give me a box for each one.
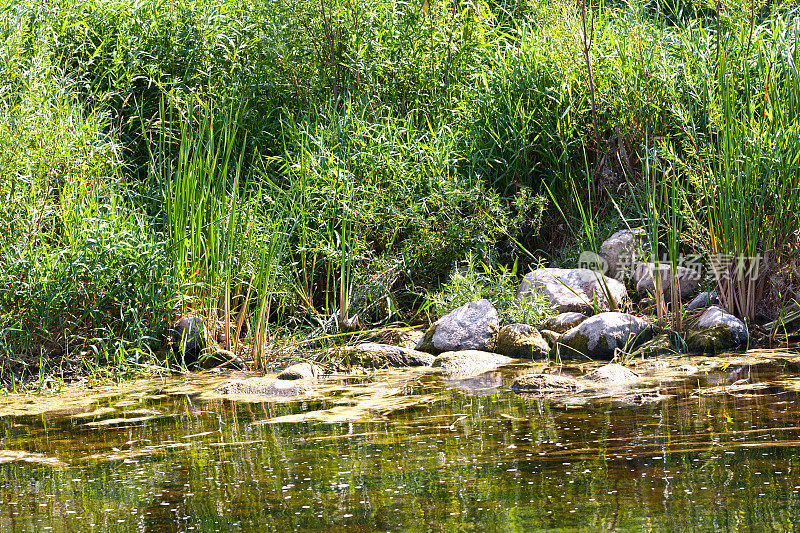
[494,324,550,359]
[415,299,499,354]
[685,306,749,353]
[511,373,586,395]
[277,362,323,380]
[560,312,655,359]
[540,329,561,348]
[170,315,207,364]
[584,364,639,385]
[199,349,245,370]
[634,264,701,300]
[634,332,685,357]
[600,229,648,280]
[431,350,511,378]
[517,268,628,314]
[686,291,719,311]
[216,377,314,397]
[443,372,503,396]
[341,343,435,368]
[544,312,587,334]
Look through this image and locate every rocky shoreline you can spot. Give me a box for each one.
[180,229,799,401]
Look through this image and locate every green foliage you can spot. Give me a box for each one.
[2,0,800,381]
[425,254,554,325]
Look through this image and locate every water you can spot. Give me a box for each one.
[3,353,800,532]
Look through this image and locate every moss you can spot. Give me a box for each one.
[686,325,738,354]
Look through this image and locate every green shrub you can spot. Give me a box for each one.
[424,254,554,326]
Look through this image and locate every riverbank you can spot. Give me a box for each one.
[2,0,799,386]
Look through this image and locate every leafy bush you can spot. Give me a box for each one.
[425,254,554,326]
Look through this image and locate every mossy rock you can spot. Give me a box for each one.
[685,325,741,354]
[494,324,550,359]
[634,332,686,358]
[685,306,749,354]
[540,329,561,348]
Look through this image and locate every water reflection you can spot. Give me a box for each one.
[2,354,800,531]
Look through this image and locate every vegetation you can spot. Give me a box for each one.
[1,0,799,383]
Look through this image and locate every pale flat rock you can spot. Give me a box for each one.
[584,364,639,385]
[517,268,628,314]
[216,377,314,398]
[431,350,511,378]
[342,343,435,368]
[278,362,323,380]
[511,373,586,395]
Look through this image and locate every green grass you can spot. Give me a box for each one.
[1,0,799,384]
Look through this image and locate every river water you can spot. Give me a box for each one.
[2,351,800,531]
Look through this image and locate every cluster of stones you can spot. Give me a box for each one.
[213,228,760,398]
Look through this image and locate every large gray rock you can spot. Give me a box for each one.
[544,312,587,334]
[431,350,511,378]
[686,291,719,311]
[634,263,701,300]
[341,343,435,368]
[494,324,550,359]
[560,312,655,359]
[600,229,648,280]
[416,299,499,354]
[278,362,324,380]
[685,306,749,353]
[517,268,628,314]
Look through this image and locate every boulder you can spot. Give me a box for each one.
[517,268,628,314]
[216,377,314,397]
[494,324,550,359]
[633,332,685,357]
[560,312,655,359]
[685,306,749,353]
[170,315,207,364]
[634,264,701,300]
[199,348,245,370]
[341,343,435,368]
[583,364,639,385]
[431,350,511,378]
[277,362,324,380]
[686,291,719,311]
[544,312,587,334]
[511,373,585,395]
[600,229,648,280]
[540,329,561,348]
[416,299,499,354]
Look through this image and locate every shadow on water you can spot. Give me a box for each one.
[3,349,800,531]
